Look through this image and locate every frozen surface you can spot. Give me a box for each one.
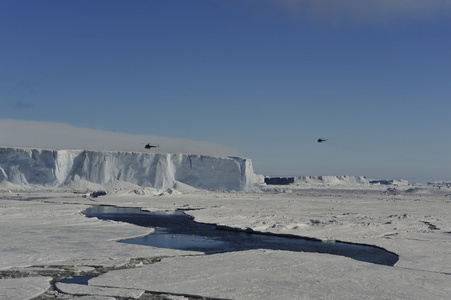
[90,250,451,300]
[55,282,145,298]
[0,276,51,300]
[1,181,450,299]
[0,147,254,191]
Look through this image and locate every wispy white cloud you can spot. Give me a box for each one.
[274,0,451,23]
[0,119,238,157]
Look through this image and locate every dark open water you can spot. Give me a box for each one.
[83,205,399,266]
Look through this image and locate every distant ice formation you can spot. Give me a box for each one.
[428,181,451,187]
[368,179,409,186]
[263,176,408,186]
[0,147,254,191]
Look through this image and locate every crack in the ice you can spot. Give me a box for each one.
[395,266,451,277]
[420,221,440,230]
[1,257,166,300]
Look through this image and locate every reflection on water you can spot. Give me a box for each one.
[60,276,97,285]
[126,230,226,250]
[83,206,399,266]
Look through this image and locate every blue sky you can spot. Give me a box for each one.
[1,0,450,182]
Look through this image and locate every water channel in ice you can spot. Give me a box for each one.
[83,205,399,266]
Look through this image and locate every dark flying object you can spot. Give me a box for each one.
[317,138,327,143]
[145,143,159,149]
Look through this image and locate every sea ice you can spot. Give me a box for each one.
[1,147,450,299]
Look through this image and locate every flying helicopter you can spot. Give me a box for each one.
[317,138,327,143]
[144,143,159,149]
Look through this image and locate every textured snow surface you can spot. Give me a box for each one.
[0,147,254,191]
[1,184,450,299]
[91,250,451,300]
[55,282,145,298]
[0,276,51,300]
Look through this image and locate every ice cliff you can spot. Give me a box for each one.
[0,147,254,191]
[295,176,371,185]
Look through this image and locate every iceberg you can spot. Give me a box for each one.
[0,147,254,191]
[294,175,370,185]
[263,176,408,186]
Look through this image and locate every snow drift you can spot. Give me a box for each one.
[0,147,254,191]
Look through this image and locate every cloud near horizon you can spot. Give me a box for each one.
[274,0,451,23]
[0,119,239,157]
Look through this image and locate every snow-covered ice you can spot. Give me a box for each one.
[0,147,254,191]
[2,184,450,299]
[0,277,51,300]
[1,147,450,299]
[88,249,450,300]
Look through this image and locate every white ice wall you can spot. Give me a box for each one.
[294,176,370,185]
[0,147,254,191]
[293,176,408,186]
